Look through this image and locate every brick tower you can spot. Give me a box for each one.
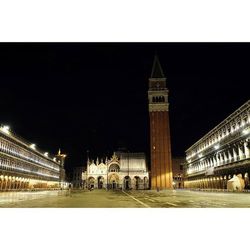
[148,55,173,190]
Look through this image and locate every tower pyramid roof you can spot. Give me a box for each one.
[151,54,165,78]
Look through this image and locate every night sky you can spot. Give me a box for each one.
[0,43,249,175]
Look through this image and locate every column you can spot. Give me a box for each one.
[228,149,232,162]
[238,144,244,160]
[210,158,213,167]
[233,147,238,161]
[244,141,250,158]
[216,154,220,166]
[213,156,217,167]
[223,151,228,163]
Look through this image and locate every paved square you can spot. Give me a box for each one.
[1,189,250,208]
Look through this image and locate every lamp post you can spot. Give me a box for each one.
[106,157,109,191]
[86,150,89,189]
[127,150,130,189]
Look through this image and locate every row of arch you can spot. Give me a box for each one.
[87,175,149,190]
[0,175,61,190]
[152,96,165,103]
[0,175,29,190]
[185,172,249,190]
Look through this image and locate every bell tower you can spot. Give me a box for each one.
[148,55,173,190]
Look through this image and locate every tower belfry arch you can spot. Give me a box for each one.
[148,54,173,189]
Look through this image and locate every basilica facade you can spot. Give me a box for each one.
[82,151,149,190]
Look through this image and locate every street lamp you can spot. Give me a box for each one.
[1,125,10,134]
[106,157,109,191]
[127,150,130,190]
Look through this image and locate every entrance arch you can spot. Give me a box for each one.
[109,173,119,190]
[88,177,95,189]
[123,176,131,190]
[134,176,141,190]
[97,176,104,189]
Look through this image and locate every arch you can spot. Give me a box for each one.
[109,173,119,189]
[97,176,104,189]
[88,177,95,189]
[109,163,120,172]
[133,176,141,190]
[123,176,131,190]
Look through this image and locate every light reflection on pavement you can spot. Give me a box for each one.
[1,189,250,208]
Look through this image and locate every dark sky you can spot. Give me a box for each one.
[0,43,249,174]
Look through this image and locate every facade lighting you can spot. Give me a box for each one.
[44,152,48,157]
[30,144,36,150]
[243,129,249,135]
[1,125,10,134]
[214,145,219,150]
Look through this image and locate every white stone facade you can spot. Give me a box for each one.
[185,100,250,190]
[83,152,149,190]
[0,125,65,190]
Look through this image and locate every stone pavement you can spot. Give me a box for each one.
[1,189,250,208]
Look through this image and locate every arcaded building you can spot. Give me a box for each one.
[82,151,149,190]
[185,100,250,190]
[0,125,67,190]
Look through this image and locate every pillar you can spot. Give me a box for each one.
[238,144,244,160]
[244,141,250,158]
[233,147,238,161]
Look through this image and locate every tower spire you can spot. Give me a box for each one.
[151,54,165,78]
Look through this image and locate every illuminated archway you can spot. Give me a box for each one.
[88,177,95,188]
[109,173,119,189]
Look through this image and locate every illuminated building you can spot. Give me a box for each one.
[0,125,67,190]
[172,157,185,189]
[72,166,85,188]
[148,55,173,190]
[81,151,149,190]
[185,100,250,190]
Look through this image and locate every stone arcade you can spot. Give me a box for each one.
[185,100,250,191]
[0,125,67,190]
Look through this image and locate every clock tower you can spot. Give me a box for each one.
[148,55,173,190]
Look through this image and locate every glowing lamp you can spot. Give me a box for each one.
[1,125,10,134]
[243,129,249,135]
[30,144,36,149]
